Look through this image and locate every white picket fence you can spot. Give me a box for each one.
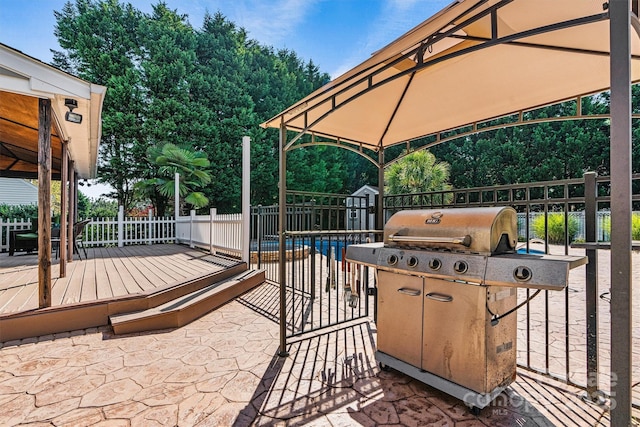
[84,210,176,247]
[1,207,247,260]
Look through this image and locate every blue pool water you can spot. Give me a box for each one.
[517,247,545,255]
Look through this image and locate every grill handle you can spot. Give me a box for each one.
[425,292,454,303]
[397,288,421,297]
[388,234,472,247]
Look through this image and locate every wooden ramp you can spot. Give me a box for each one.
[0,247,265,341]
[110,269,265,334]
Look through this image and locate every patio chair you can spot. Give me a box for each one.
[8,217,38,256]
[51,226,60,259]
[73,219,91,260]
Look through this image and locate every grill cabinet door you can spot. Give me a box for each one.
[421,278,487,393]
[377,271,423,367]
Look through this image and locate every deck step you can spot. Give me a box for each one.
[109,269,265,335]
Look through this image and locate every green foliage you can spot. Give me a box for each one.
[86,197,119,218]
[77,191,90,219]
[0,204,38,220]
[287,146,347,193]
[385,151,452,195]
[532,213,580,244]
[429,94,628,189]
[601,213,640,241]
[135,143,212,215]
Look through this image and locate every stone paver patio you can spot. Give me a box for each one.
[3,281,637,427]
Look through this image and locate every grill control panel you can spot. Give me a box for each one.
[375,247,487,284]
[345,242,587,290]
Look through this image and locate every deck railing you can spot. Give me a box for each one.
[1,207,245,259]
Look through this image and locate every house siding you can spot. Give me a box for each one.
[0,178,38,206]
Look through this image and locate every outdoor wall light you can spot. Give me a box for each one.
[64,98,83,124]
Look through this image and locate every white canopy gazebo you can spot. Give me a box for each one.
[263,1,639,423]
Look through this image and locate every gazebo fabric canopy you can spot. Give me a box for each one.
[0,43,106,179]
[262,0,640,151]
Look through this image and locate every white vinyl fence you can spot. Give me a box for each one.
[175,208,244,258]
[1,207,247,260]
[84,208,175,247]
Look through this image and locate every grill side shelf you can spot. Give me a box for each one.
[484,254,587,290]
[345,242,383,268]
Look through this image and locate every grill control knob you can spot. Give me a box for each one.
[428,258,442,270]
[514,266,533,282]
[387,254,398,266]
[453,260,468,274]
[407,256,419,268]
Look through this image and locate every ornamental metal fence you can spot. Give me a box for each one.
[382,172,640,409]
[249,192,381,341]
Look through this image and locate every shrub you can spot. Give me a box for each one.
[601,213,640,240]
[532,212,580,244]
[0,203,38,220]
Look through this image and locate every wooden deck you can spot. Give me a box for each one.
[0,244,257,342]
[0,244,239,314]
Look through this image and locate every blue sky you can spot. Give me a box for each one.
[0,0,451,78]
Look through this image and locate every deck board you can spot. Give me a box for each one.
[98,247,128,297]
[14,284,38,312]
[123,245,186,283]
[110,247,158,292]
[112,251,149,294]
[132,245,211,277]
[63,259,86,305]
[0,244,233,315]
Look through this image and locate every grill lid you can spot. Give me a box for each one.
[383,206,517,255]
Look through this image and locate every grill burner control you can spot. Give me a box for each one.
[453,260,468,274]
[387,254,399,266]
[407,256,419,268]
[428,258,442,270]
[513,266,533,282]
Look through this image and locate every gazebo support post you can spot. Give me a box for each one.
[37,98,52,308]
[377,149,384,233]
[609,0,633,424]
[278,121,289,357]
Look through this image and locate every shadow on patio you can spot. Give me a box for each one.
[237,283,615,426]
[0,281,625,426]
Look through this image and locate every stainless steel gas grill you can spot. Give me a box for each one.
[345,206,587,412]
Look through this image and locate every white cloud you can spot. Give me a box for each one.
[211,0,321,46]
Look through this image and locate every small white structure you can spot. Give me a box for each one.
[346,185,378,230]
[0,178,37,206]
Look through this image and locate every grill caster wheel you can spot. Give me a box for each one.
[378,362,390,372]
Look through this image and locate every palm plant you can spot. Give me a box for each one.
[385,150,453,205]
[136,143,212,215]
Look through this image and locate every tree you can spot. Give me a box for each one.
[135,143,212,216]
[53,0,145,212]
[385,150,452,196]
